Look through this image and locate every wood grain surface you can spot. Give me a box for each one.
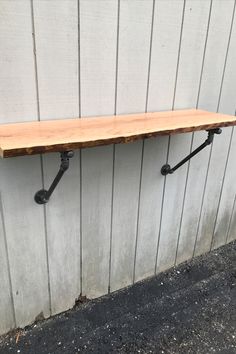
[0,109,235,158]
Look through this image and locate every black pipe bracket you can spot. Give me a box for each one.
[34,150,74,204]
[161,128,222,176]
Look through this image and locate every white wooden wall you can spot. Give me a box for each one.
[0,0,236,335]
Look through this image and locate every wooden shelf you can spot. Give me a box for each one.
[0,109,235,158]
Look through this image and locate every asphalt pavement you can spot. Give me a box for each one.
[1,241,236,353]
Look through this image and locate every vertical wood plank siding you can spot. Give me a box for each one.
[0,0,236,334]
[33,0,81,316]
[80,0,117,298]
[110,0,153,292]
[0,0,50,331]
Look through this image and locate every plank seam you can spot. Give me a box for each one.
[41,155,52,315]
[226,183,236,243]
[216,0,236,113]
[0,192,16,328]
[193,141,212,257]
[78,0,83,296]
[193,0,235,257]
[174,133,194,265]
[30,0,52,315]
[210,0,236,247]
[78,0,81,119]
[205,0,236,251]
[108,145,116,294]
[176,0,213,263]
[79,149,83,295]
[133,139,144,283]
[196,0,213,109]
[114,0,120,117]
[210,127,234,250]
[155,0,186,273]
[145,0,155,114]
[30,0,40,121]
[210,0,236,249]
[209,3,236,250]
[172,0,186,110]
[133,0,156,283]
[108,0,120,294]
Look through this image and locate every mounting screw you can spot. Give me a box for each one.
[161,164,173,176]
[62,150,74,158]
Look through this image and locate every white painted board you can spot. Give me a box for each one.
[33,0,81,315]
[110,0,153,291]
[135,0,184,282]
[157,0,211,271]
[0,194,15,334]
[0,0,49,328]
[80,0,117,298]
[211,12,236,250]
[194,0,235,257]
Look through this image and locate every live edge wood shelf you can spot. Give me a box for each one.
[0,108,235,158]
[0,108,235,204]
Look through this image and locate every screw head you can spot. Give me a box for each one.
[67,150,74,158]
